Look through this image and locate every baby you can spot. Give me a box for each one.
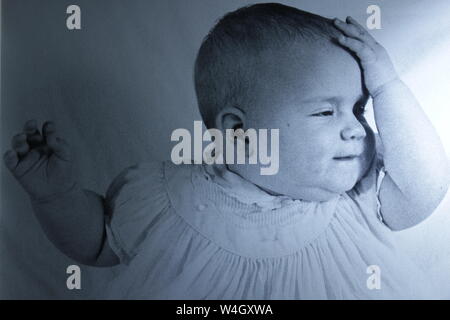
[4,3,450,299]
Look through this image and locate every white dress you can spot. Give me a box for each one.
[97,154,436,299]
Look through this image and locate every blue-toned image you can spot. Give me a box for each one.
[1,0,450,300]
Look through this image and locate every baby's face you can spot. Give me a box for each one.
[240,41,376,201]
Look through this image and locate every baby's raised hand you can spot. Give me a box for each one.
[333,16,399,97]
[3,120,77,201]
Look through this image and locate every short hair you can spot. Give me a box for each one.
[194,3,341,128]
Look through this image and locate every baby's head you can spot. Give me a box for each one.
[194,3,376,201]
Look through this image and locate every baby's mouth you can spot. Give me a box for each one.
[333,155,360,161]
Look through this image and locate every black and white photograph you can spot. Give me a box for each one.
[1,0,450,302]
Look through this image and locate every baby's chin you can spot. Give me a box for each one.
[315,163,369,197]
[331,177,360,194]
[335,161,374,193]
[230,156,373,201]
[309,178,359,201]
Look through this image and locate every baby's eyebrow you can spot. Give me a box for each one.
[301,96,340,104]
[302,93,369,105]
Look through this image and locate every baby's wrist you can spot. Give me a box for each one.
[370,77,403,99]
[29,182,80,204]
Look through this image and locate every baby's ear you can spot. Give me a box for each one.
[215,107,246,131]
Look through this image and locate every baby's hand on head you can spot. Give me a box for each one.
[333,16,399,97]
[334,17,450,230]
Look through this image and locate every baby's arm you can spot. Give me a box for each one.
[3,120,119,266]
[334,17,450,230]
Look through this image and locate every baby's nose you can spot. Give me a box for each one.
[341,118,366,141]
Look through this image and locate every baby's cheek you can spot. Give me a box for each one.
[298,146,330,177]
[278,125,330,168]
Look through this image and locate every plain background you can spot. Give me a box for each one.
[1,0,450,299]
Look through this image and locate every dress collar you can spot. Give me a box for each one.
[200,163,339,211]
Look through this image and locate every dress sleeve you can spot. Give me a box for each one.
[374,150,387,223]
[104,161,170,265]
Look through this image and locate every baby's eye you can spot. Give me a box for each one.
[354,104,367,116]
[311,110,334,117]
